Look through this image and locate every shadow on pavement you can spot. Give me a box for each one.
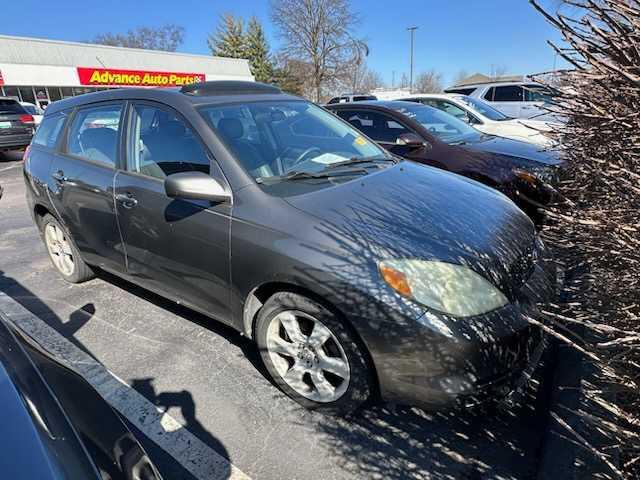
[0,269,232,480]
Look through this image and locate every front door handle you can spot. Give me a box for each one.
[115,193,138,209]
[51,170,68,183]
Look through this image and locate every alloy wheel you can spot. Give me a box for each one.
[44,223,75,276]
[265,310,350,403]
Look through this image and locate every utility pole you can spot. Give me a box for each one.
[407,26,418,93]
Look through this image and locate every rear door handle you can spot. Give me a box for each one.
[51,170,68,182]
[115,193,138,209]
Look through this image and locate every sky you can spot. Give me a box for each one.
[1,0,567,87]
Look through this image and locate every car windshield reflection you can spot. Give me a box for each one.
[199,100,392,182]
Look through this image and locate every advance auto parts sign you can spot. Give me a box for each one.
[77,67,204,87]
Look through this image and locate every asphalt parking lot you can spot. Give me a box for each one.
[1,150,553,480]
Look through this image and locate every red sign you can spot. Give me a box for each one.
[77,67,205,87]
[0,70,4,86]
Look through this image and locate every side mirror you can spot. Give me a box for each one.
[396,132,427,149]
[165,171,231,203]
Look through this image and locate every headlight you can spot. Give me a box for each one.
[513,166,558,185]
[378,259,508,317]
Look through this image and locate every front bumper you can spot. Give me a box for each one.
[372,253,557,410]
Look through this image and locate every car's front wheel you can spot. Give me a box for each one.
[40,214,94,283]
[255,292,373,415]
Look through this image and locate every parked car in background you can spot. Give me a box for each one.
[20,101,45,126]
[327,100,564,221]
[396,94,558,147]
[25,81,555,414]
[444,81,557,121]
[0,97,35,152]
[0,312,161,480]
[326,93,378,104]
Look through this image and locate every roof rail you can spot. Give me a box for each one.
[180,80,282,96]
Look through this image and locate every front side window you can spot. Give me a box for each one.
[33,112,68,148]
[393,104,480,144]
[445,87,477,96]
[523,85,554,103]
[127,104,210,179]
[492,85,524,102]
[200,101,386,181]
[336,110,411,143]
[66,104,122,166]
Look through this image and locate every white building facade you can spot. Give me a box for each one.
[0,35,253,108]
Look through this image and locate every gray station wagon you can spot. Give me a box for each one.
[24,81,555,414]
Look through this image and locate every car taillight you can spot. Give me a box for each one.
[19,114,35,125]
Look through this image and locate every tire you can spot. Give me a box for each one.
[255,291,373,415]
[40,214,95,283]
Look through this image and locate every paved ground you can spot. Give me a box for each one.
[1,150,553,480]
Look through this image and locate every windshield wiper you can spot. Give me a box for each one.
[257,167,368,184]
[323,155,398,170]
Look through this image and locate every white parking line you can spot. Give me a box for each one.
[0,164,21,173]
[0,292,251,480]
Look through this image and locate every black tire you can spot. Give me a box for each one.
[255,291,373,415]
[40,214,95,283]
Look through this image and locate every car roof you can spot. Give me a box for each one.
[395,93,460,100]
[327,99,428,111]
[45,81,302,115]
[448,81,542,89]
[0,96,19,102]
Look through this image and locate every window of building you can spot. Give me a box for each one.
[18,87,36,104]
[47,87,62,102]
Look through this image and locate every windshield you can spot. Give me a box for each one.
[457,96,510,121]
[200,100,389,181]
[393,103,480,144]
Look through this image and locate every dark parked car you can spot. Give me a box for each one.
[24,81,555,414]
[326,100,564,220]
[0,97,35,153]
[0,312,161,479]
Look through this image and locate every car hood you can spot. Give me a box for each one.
[284,162,538,298]
[462,135,563,166]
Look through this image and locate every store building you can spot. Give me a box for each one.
[0,35,253,108]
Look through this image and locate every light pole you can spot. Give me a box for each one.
[407,26,418,93]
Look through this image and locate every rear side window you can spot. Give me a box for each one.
[32,112,68,148]
[0,99,26,114]
[491,86,524,102]
[445,87,476,96]
[66,104,122,167]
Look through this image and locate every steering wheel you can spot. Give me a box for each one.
[288,147,323,169]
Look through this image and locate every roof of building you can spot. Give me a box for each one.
[452,73,525,87]
[0,34,252,78]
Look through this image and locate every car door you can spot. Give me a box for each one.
[484,85,524,118]
[114,101,232,323]
[47,101,126,272]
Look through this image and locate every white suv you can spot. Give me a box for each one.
[444,81,556,121]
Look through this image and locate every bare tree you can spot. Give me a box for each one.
[344,61,384,93]
[91,24,185,52]
[413,70,444,93]
[488,63,508,80]
[270,0,367,102]
[452,69,470,86]
[530,0,640,477]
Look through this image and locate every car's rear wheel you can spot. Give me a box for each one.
[255,292,373,415]
[41,214,94,283]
